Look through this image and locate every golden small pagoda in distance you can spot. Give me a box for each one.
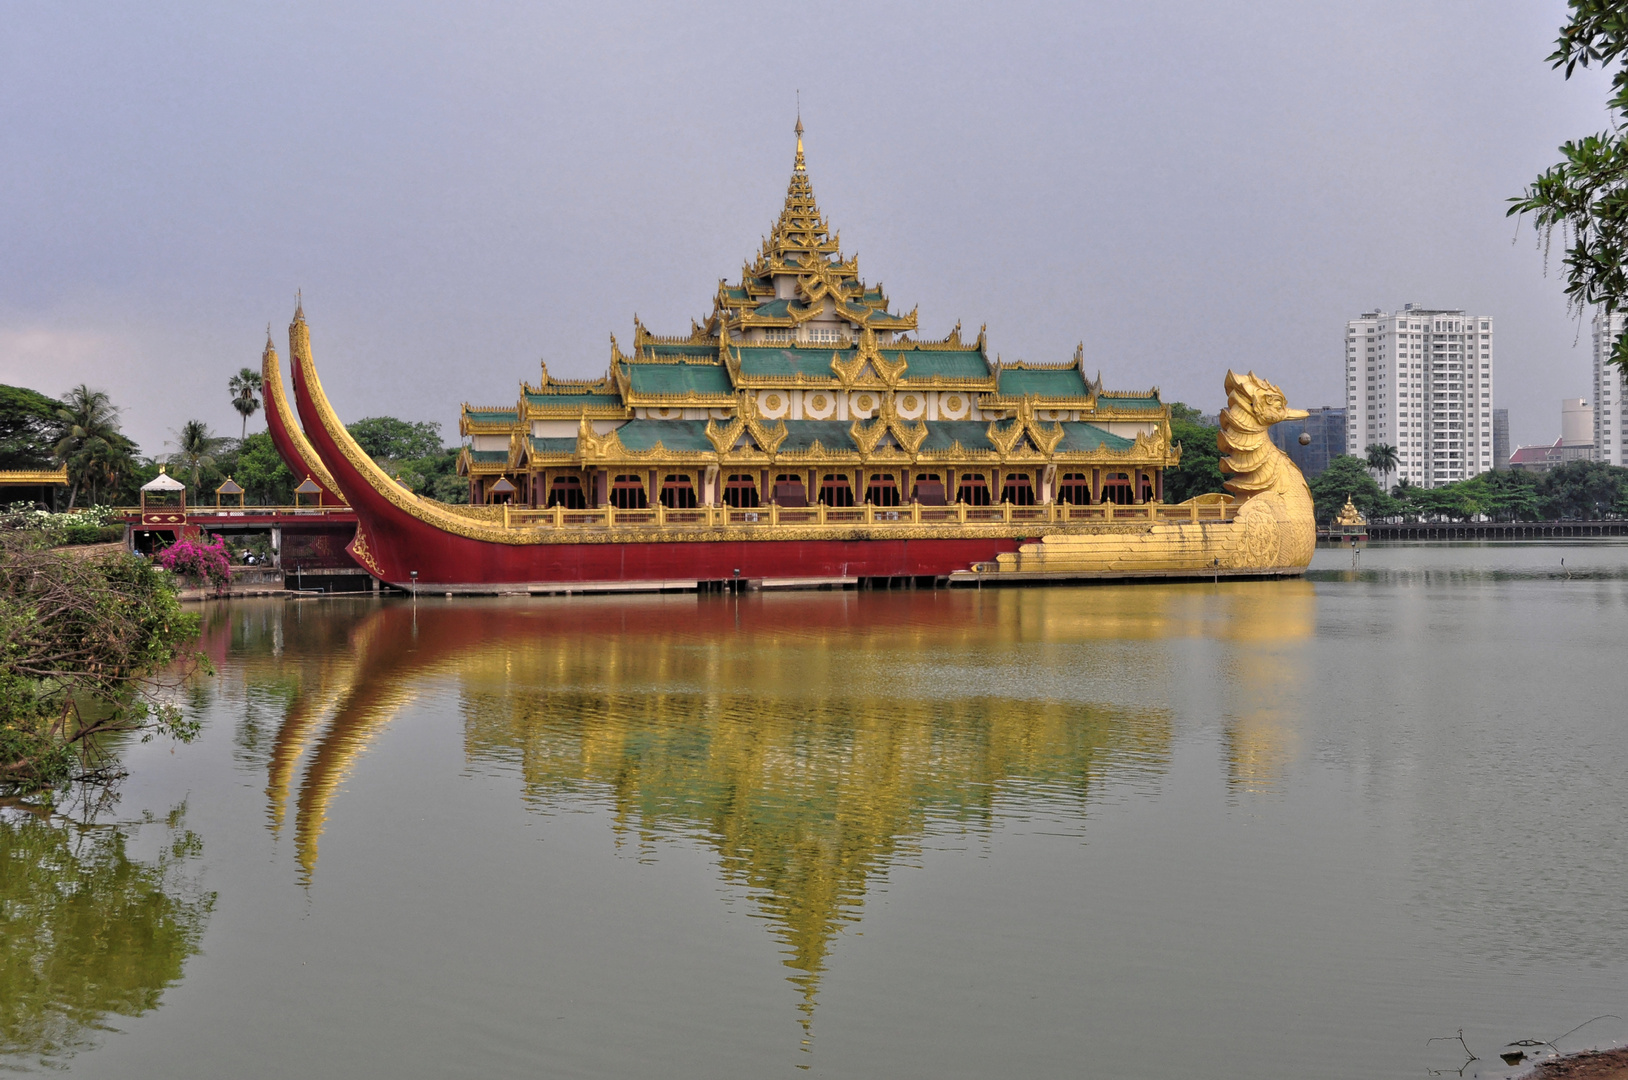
[266,118,1316,590]
[1326,495,1368,544]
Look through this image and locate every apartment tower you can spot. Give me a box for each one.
[1344,305,1494,487]
[1593,310,1627,465]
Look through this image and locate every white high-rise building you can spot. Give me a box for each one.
[1592,310,1627,465]
[1344,305,1494,487]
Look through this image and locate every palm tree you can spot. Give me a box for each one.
[229,367,263,441]
[1365,443,1400,490]
[52,385,128,509]
[170,420,225,490]
[76,434,138,505]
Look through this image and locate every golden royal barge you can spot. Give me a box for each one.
[264,122,1315,591]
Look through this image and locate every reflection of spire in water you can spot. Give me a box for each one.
[1212,581,1316,793]
[465,684,1169,1022]
[231,588,1330,1025]
[264,631,373,835]
[221,603,380,836]
[292,611,421,882]
[449,594,1177,1023]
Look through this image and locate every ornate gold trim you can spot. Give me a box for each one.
[263,334,344,499]
[347,524,385,576]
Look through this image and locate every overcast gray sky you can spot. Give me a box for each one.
[0,0,1614,454]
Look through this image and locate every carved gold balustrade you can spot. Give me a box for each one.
[496,499,1235,533]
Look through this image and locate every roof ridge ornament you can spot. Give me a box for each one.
[794,96,804,170]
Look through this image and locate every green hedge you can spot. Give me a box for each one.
[58,523,125,545]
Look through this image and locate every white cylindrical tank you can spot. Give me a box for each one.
[1561,398,1594,446]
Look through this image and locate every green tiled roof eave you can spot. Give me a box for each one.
[917,421,997,453]
[748,299,795,319]
[528,437,579,454]
[1056,423,1134,452]
[736,346,853,379]
[996,368,1090,397]
[891,351,991,380]
[464,409,519,423]
[775,420,861,453]
[1096,394,1163,411]
[525,392,624,408]
[646,343,718,358]
[469,449,510,463]
[613,419,717,453]
[624,364,734,398]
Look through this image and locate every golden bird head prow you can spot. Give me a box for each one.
[1223,371,1309,429]
[1219,371,1310,499]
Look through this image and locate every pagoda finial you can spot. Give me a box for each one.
[794,108,805,171]
[294,289,305,323]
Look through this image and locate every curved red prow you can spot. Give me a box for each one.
[262,331,345,504]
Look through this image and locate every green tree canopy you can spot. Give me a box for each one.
[1510,2,1628,374]
[1538,458,1628,517]
[1308,455,1391,524]
[1364,443,1400,486]
[51,386,137,509]
[1163,404,1226,503]
[344,417,467,503]
[0,385,62,470]
[347,416,445,461]
[168,420,227,492]
[228,368,263,441]
[229,431,296,505]
[1383,465,1628,522]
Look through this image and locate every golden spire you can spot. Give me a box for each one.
[766,115,833,263]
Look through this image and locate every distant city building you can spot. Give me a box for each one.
[1593,311,1626,465]
[1562,397,1594,448]
[1510,399,1598,472]
[1269,406,1346,478]
[1509,438,1594,472]
[1345,304,1494,488]
[1493,408,1510,470]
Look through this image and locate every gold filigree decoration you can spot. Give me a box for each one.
[705,415,746,453]
[348,525,385,577]
[850,392,928,456]
[986,399,1066,458]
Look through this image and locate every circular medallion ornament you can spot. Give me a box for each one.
[945,395,964,413]
[765,394,783,412]
[857,394,875,412]
[902,395,920,412]
[810,394,829,412]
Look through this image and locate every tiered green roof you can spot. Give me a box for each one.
[458,120,1174,491]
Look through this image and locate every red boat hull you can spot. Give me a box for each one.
[355,518,1021,588]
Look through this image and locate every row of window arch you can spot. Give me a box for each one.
[526,471,1152,510]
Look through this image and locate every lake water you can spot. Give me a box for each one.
[5,542,1628,1078]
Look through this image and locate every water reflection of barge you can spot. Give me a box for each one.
[266,124,1315,591]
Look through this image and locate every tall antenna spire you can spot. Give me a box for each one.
[794,93,804,171]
